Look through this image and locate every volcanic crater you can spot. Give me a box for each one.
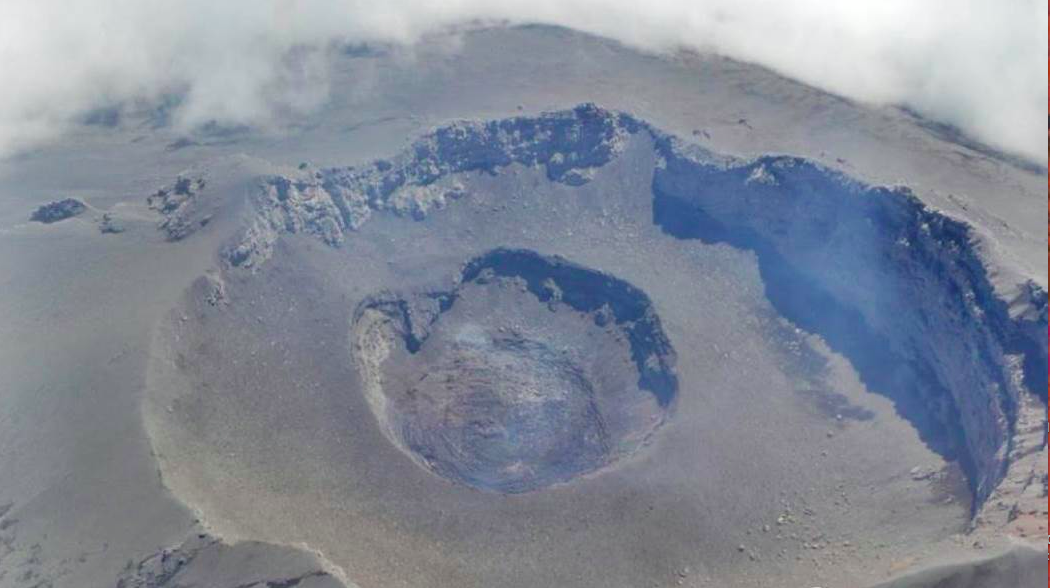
[352,248,677,493]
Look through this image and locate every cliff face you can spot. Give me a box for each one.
[650,144,1046,507]
[227,104,1046,510]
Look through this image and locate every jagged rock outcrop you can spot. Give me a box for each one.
[224,104,635,267]
[30,198,87,223]
[148,176,211,241]
[226,104,1047,512]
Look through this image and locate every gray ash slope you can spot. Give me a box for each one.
[139,103,1047,588]
[229,104,1046,510]
[871,544,1045,588]
[1,25,1046,588]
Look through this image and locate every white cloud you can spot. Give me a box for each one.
[0,0,1045,163]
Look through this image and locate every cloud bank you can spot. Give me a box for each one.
[1,0,1046,163]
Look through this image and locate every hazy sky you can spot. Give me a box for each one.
[1,0,1046,163]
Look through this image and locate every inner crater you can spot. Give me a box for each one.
[351,249,678,493]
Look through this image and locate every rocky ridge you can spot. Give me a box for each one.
[224,104,636,267]
[148,176,212,241]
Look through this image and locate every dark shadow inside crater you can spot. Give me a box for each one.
[352,249,678,493]
[654,187,971,480]
[1011,324,1048,404]
[650,151,1047,507]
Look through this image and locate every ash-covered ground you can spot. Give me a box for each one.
[0,25,1044,588]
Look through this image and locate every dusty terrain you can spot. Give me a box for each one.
[0,25,1044,588]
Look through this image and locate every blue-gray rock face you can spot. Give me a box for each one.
[649,147,1045,507]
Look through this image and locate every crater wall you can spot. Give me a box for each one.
[350,248,677,493]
